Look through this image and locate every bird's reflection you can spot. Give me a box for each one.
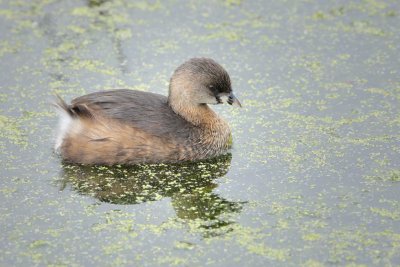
[59,153,244,233]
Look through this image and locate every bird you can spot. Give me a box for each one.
[53,57,241,165]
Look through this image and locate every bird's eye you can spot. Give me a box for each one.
[208,85,217,92]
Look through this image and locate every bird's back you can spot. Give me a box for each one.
[70,89,195,140]
[54,89,204,165]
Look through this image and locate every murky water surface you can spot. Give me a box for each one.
[1,0,399,266]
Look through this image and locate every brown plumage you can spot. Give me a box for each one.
[54,58,241,165]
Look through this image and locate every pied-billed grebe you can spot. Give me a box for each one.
[54,57,241,165]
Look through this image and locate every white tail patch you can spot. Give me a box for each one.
[54,108,73,153]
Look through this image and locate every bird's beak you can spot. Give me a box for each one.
[228,92,242,108]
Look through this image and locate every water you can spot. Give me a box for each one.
[1,0,399,266]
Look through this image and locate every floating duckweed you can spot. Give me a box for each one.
[223,0,243,6]
[337,21,386,36]
[199,30,242,42]
[370,207,400,220]
[301,259,325,267]
[0,40,19,57]
[232,225,289,261]
[0,114,28,148]
[67,25,86,34]
[126,1,162,11]
[0,187,17,197]
[102,240,128,255]
[157,256,187,266]
[174,241,195,250]
[386,10,397,17]
[365,87,391,97]
[29,240,50,249]
[303,233,322,241]
[1,0,399,266]
[71,6,94,17]
[115,28,132,40]
[70,59,117,76]
[0,9,16,19]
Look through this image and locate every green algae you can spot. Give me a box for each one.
[1,0,400,266]
[70,59,117,76]
[29,240,50,249]
[174,240,195,250]
[198,29,243,42]
[303,233,322,241]
[301,259,325,267]
[338,21,386,36]
[365,170,400,183]
[59,154,244,226]
[125,1,162,11]
[223,0,243,6]
[370,207,400,220]
[151,39,179,54]
[0,114,28,148]
[0,40,20,58]
[0,187,17,197]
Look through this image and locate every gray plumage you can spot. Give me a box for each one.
[53,58,241,165]
[71,89,197,141]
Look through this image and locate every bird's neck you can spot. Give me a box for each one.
[168,94,218,127]
[168,77,215,126]
[168,85,232,159]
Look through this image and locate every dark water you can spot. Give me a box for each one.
[1,0,399,266]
